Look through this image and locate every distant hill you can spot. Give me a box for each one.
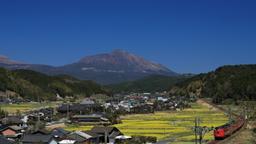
[0,50,178,84]
[169,65,256,104]
[108,75,189,93]
[0,68,108,101]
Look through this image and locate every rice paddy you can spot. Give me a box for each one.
[0,102,60,114]
[64,102,228,142]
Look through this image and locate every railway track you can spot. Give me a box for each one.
[208,121,246,144]
[199,99,246,144]
[218,120,247,144]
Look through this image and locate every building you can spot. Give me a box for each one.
[0,125,22,138]
[58,140,76,144]
[0,135,14,144]
[71,114,109,124]
[80,98,95,105]
[21,130,58,144]
[51,128,70,139]
[67,131,96,144]
[0,116,23,126]
[90,126,123,143]
[57,104,103,114]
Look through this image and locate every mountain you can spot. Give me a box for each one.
[169,64,256,104]
[0,67,108,101]
[79,50,173,74]
[0,55,22,65]
[58,49,178,84]
[0,50,178,84]
[108,74,190,93]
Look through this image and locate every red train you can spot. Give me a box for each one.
[214,116,245,140]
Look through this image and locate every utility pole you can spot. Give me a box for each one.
[103,123,108,144]
[37,94,40,104]
[35,94,41,131]
[105,129,108,144]
[66,104,69,120]
[194,117,199,144]
[194,117,211,144]
[228,107,232,123]
[35,113,40,131]
[242,103,248,120]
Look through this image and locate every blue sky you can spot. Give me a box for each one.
[0,0,255,73]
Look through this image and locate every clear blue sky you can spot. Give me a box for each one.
[0,0,255,73]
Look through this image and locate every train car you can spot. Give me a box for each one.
[214,117,244,140]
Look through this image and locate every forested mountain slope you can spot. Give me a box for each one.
[169,65,256,103]
[0,68,108,101]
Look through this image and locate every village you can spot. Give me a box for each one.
[0,92,195,144]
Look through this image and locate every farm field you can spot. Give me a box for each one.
[65,124,93,131]
[114,102,228,142]
[0,102,61,114]
[64,102,228,143]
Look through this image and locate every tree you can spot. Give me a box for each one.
[193,117,214,144]
[0,107,8,118]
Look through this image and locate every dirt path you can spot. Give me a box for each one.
[197,99,219,111]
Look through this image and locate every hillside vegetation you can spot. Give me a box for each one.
[169,65,256,104]
[0,68,108,101]
[108,75,189,93]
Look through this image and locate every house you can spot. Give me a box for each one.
[65,130,101,144]
[58,140,76,144]
[9,125,24,133]
[21,130,58,144]
[90,126,123,143]
[80,98,95,105]
[57,104,103,114]
[0,125,22,138]
[130,104,154,114]
[71,114,109,124]
[157,96,168,102]
[0,135,14,144]
[83,130,102,144]
[0,116,23,126]
[115,135,132,143]
[51,128,70,139]
[67,131,92,144]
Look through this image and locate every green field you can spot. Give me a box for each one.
[65,102,228,143]
[0,102,60,114]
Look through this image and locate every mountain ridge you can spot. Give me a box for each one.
[0,55,23,65]
[0,50,178,84]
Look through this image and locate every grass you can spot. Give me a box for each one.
[0,102,61,114]
[64,102,228,142]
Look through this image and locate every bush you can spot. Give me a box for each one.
[252,128,256,133]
